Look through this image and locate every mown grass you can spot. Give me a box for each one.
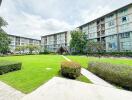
[0,55,91,94]
[67,56,132,68]
[76,75,92,83]
[0,55,65,93]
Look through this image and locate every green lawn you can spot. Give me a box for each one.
[0,55,91,93]
[67,56,132,68]
[76,75,91,83]
[1,55,131,94]
[0,55,65,93]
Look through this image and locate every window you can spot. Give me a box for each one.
[120,8,128,14]
[108,43,112,48]
[108,42,116,49]
[108,20,114,26]
[120,41,131,51]
[109,14,114,18]
[122,16,127,22]
[120,32,130,38]
[109,35,115,40]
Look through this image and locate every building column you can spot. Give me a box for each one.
[116,11,120,52]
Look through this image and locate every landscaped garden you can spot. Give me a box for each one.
[67,56,132,68]
[0,55,132,93]
[0,55,90,94]
[67,55,132,90]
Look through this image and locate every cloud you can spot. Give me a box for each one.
[0,0,132,39]
[0,0,73,39]
[79,6,111,24]
[2,12,73,39]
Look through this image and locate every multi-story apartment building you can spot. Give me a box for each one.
[8,34,41,53]
[41,31,71,52]
[78,3,132,52]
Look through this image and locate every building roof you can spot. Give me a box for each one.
[78,3,132,28]
[41,31,68,38]
[8,34,41,41]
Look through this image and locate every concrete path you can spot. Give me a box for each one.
[81,68,114,88]
[62,55,71,62]
[22,77,132,100]
[0,81,25,100]
[62,55,114,88]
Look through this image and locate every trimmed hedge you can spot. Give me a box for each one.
[61,61,81,79]
[87,52,132,57]
[88,61,132,90]
[0,61,22,75]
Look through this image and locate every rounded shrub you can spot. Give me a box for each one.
[61,61,81,79]
[88,61,132,90]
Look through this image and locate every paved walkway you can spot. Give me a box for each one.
[62,55,71,62]
[62,55,114,88]
[81,68,114,88]
[0,81,25,100]
[22,77,132,100]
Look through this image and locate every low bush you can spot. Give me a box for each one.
[88,61,132,90]
[87,52,132,57]
[39,52,49,55]
[0,61,22,75]
[61,61,81,79]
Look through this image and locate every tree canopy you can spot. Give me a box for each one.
[0,17,8,28]
[70,31,87,54]
[0,0,2,6]
[0,32,10,54]
[0,16,10,54]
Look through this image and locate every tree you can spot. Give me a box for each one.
[0,17,8,28]
[21,45,26,53]
[27,45,39,54]
[87,41,105,58]
[57,46,69,55]
[70,31,87,54]
[0,17,10,54]
[0,0,2,6]
[15,46,21,53]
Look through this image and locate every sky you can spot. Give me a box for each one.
[0,0,132,39]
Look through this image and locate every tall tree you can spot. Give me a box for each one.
[0,32,10,54]
[70,31,87,54]
[0,17,10,54]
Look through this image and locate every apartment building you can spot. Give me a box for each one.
[78,3,132,52]
[8,34,41,53]
[41,31,71,52]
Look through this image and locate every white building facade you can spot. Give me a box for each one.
[41,31,71,52]
[79,3,132,52]
[8,34,41,53]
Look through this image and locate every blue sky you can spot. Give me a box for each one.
[0,0,131,39]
